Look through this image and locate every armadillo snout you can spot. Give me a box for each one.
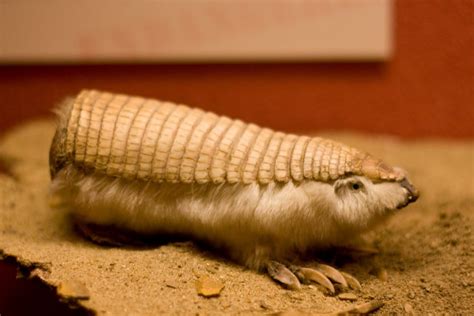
[400,178,419,203]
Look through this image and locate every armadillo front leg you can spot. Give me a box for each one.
[266,261,360,294]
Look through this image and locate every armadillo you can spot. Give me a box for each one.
[49,90,419,291]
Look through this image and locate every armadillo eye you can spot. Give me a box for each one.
[351,183,361,190]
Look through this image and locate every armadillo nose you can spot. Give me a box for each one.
[400,178,419,203]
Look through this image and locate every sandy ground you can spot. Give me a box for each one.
[0,120,473,315]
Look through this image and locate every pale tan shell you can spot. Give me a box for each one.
[51,90,404,184]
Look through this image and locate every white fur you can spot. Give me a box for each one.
[51,165,409,270]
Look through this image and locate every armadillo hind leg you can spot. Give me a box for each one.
[75,220,151,247]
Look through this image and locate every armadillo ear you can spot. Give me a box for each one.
[333,178,346,195]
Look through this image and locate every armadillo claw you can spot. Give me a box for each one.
[340,271,362,291]
[290,266,335,294]
[266,261,301,290]
[266,261,361,294]
[315,263,349,288]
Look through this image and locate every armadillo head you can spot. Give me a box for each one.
[329,154,419,230]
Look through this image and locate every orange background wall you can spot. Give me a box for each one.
[0,0,473,138]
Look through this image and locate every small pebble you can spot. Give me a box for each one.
[260,301,271,310]
[338,293,357,301]
[205,267,216,274]
[404,303,414,314]
[408,291,416,299]
[378,269,388,281]
[370,267,389,281]
[449,239,459,246]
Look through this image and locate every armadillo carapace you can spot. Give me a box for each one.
[50,90,419,291]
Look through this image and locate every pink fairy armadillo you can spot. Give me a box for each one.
[50,90,419,291]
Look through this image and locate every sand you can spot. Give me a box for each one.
[0,120,473,315]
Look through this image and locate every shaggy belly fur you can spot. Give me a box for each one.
[50,165,362,270]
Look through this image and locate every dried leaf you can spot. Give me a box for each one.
[57,279,90,300]
[195,275,224,297]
